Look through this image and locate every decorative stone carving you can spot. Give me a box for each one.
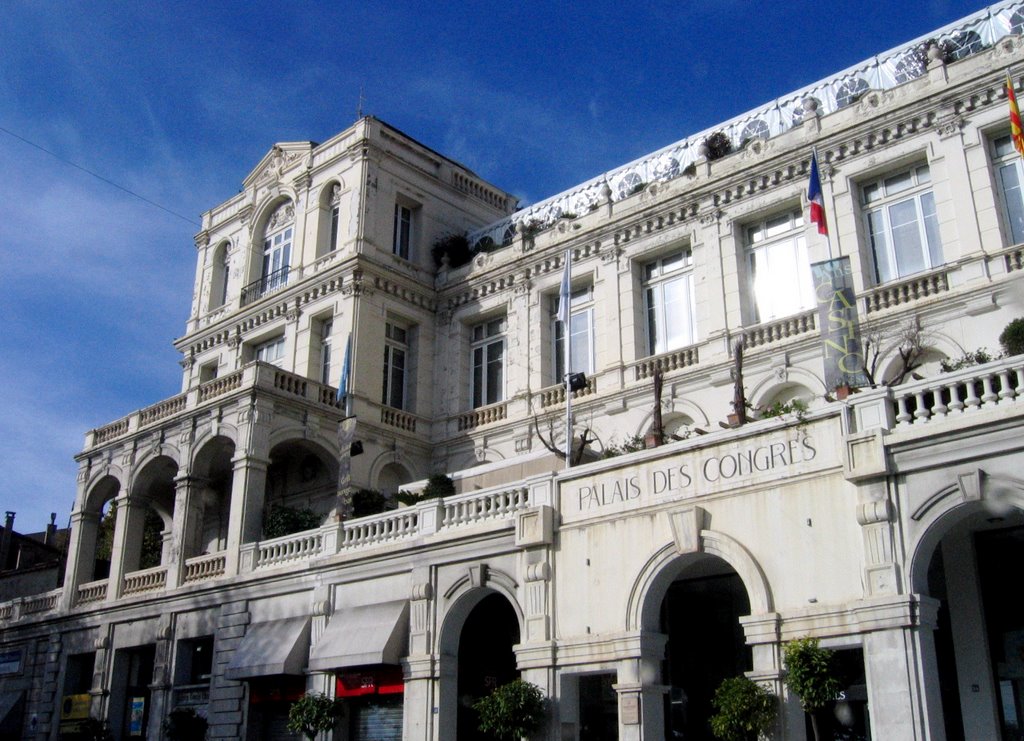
[699,210,721,227]
[267,202,295,231]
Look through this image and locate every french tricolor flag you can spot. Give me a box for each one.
[807,151,828,236]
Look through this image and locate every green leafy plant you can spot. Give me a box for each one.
[262,504,322,539]
[73,717,114,741]
[757,398,808,423]
[287,693,344,741]
[940,348,996,373]
[397,474,456,506]
[709,675,777,741]
[351,488,392,518]
[1000,317,1024,357]
[783,638,842,741]
[163,707,208,741]
[628,180,647,196]
[519,219,545,239]
[473,679,546,740]
[703,131,733,160]
[601,434,647,458]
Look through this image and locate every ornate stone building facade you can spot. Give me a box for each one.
[4,3,1024,739]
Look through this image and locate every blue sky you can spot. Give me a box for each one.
[0,0,991,533]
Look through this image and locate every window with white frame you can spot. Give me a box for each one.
[393,203,414,260]
[471,318,505,408]
[552,286,594,382]
[319,320,333,385]
[643,250,697,355]
[992,134,1024,246]
[382,322,410,410]
[262,224,292,292]
[329,183,341,253]
[746,209,815,323]
[255,336,286,366]
[862,164,943,284]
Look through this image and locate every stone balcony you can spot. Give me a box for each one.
[0,477,547,625]
[85,361,344,451]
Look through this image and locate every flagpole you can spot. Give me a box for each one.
[563,248,572,469]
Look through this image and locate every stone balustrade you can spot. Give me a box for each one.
[183,552,227,583]
[21,590,61,615]
[863,270,949,314]
[848,355,1024,434]
[441,487,529,528]
[254,530,324,570]
[76,579,108,605]
[197,370,243,402]
[537,378,597,408]
[85,361,343,449]
[380,407,419,432]
[340,510,420,549]
[742,310,816,349]
[3,479,534,622]
[632,346,700,381]
[456,401,508,431]
[122,565,168,596]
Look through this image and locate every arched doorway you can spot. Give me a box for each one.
[438,589,522,740]
[915,503,1024,740]
[657,554,752,741]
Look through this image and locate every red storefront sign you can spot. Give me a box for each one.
[335,667,404,697]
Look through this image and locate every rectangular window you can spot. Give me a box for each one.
[382,322,409,410]
[319,320,333,385]
[643,250,697,355]
[862,164,943,284]
[993,134,1024,246]
[393,204,413,260]
[255,336,286,366]
[471,318,505,408]
[552,286,594,381]
[747,209,815,322]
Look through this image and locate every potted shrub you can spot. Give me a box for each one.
[783,638,841,741]
[999,317,1024,357]
[163,707,208,741]
[709,675,777,741]
[287,693,344,741]
[473,678,546,740]
[431,232,472,269]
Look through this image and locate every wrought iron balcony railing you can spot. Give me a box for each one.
[240,266,289,306]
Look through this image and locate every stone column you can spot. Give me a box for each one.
[106,494,145,600]
[167,475,207,587]
[631,634,668,741]
[404,580,436,741]
[61,508,101,610]
[225,399,273,575]
[863,613,948,741]
[225,456,269,574]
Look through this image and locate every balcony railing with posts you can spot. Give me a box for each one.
[848,355,1024,434]
[86,362,343,449]
[240,266,290,306]
[537,377,597,408]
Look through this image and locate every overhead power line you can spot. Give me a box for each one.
[0,124,200,227]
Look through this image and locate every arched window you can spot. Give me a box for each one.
[210,241,230,310]
[243,201,294,305]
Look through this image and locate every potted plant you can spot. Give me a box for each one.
[287,693,344,741]
[163,707,208,741]
[473,678,546,740]
[709,675,777,741]
[1000,317,1024,357]
[783,638,842,741]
